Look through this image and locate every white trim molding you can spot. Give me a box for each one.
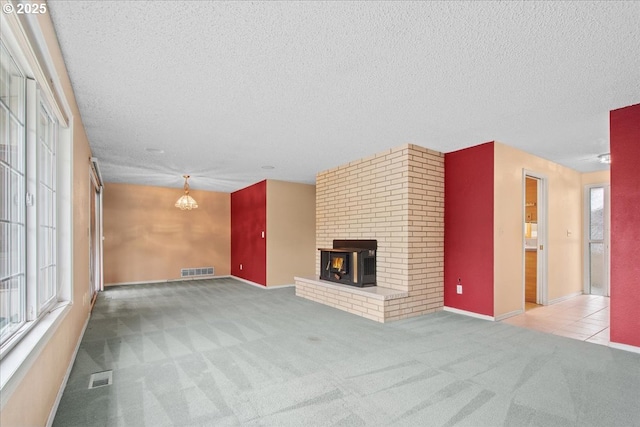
[232,276,295,290]
[105,276,221,287]
[495,309,524,321]
[443,306,495,321]
[0,2,70,126]
[609,342,640,355]
[547,291,583,306]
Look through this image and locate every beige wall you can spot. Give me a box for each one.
[581,170,610,186]
[103,183,230,285]
[266,180,316,286]
[311,144,444,321]
[1,14,94,426]
[494,142,583,317]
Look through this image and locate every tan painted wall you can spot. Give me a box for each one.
[266,180,316,286]
[494,142,583,317]
[581,170,610,186]
[102,183,230,285]
[1,14,94,426]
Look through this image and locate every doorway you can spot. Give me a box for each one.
[523,172,547,309]
[89,159,104,307]
[585,185,610,296]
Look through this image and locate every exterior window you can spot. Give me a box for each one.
[0,40,59,348]
[0,41,26,345]
[37,99,57,312]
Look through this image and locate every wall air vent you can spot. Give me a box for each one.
[181,266,214,278]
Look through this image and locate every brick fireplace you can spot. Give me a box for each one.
[295,144,444,322]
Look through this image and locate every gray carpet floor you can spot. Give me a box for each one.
[53,278,640,426]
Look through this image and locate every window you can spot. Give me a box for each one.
[0,40,26,345]
[36,98,57,313]
[585,185,610,297]
[0,40,59,349]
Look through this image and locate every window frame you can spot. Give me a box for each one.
[1,45,62,348]
[35,91,59,315]
[0,11,72,368]
[0,39,28,345]
[0,9,74,406]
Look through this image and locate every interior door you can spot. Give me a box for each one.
[586,185,610,296]
[523,171,547,307]
[524,177,538,305]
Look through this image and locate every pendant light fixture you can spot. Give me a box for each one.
[175,175,198,210]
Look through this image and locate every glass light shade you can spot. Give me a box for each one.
[175,194,198,210]
[175,175,198,210]
[598,153,611,164]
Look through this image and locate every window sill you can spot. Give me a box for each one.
[0,301,72,409]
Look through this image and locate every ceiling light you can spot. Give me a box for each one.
[598,153,611,164]
[175,175,198,210]
[261,165,275,170]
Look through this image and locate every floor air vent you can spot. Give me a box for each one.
[88,370,113,389]
[181,266,214,278]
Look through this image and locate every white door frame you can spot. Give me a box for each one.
[523,170,548,306]
[89,159,104,298]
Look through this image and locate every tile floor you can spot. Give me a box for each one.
[501,294,610,345]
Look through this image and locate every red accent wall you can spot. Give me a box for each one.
[444,142,494,316]
[609,103,640,348]
[231,180,267,285]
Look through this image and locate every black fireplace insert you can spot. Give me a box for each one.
[318,240,376,287]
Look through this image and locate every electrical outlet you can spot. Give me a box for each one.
[456,285,463,294]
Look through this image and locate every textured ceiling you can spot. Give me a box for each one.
[48,1,640,192]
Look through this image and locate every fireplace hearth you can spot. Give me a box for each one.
[319,240,376,287]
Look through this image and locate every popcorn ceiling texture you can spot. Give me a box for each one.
[296,144,444,322]
[47,1,640,192]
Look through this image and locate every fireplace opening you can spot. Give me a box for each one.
[331,255,345,271]
[328,252,348,281]
[319,240,376,287]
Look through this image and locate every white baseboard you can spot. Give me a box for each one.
[104,276,295,290]
[105,275,223,287]
[495,309,524,321]
[46,311,91,427]
[231,276,294,290]
[443,306,495,321]
[609,341,640,354]
[547,291,583,305]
